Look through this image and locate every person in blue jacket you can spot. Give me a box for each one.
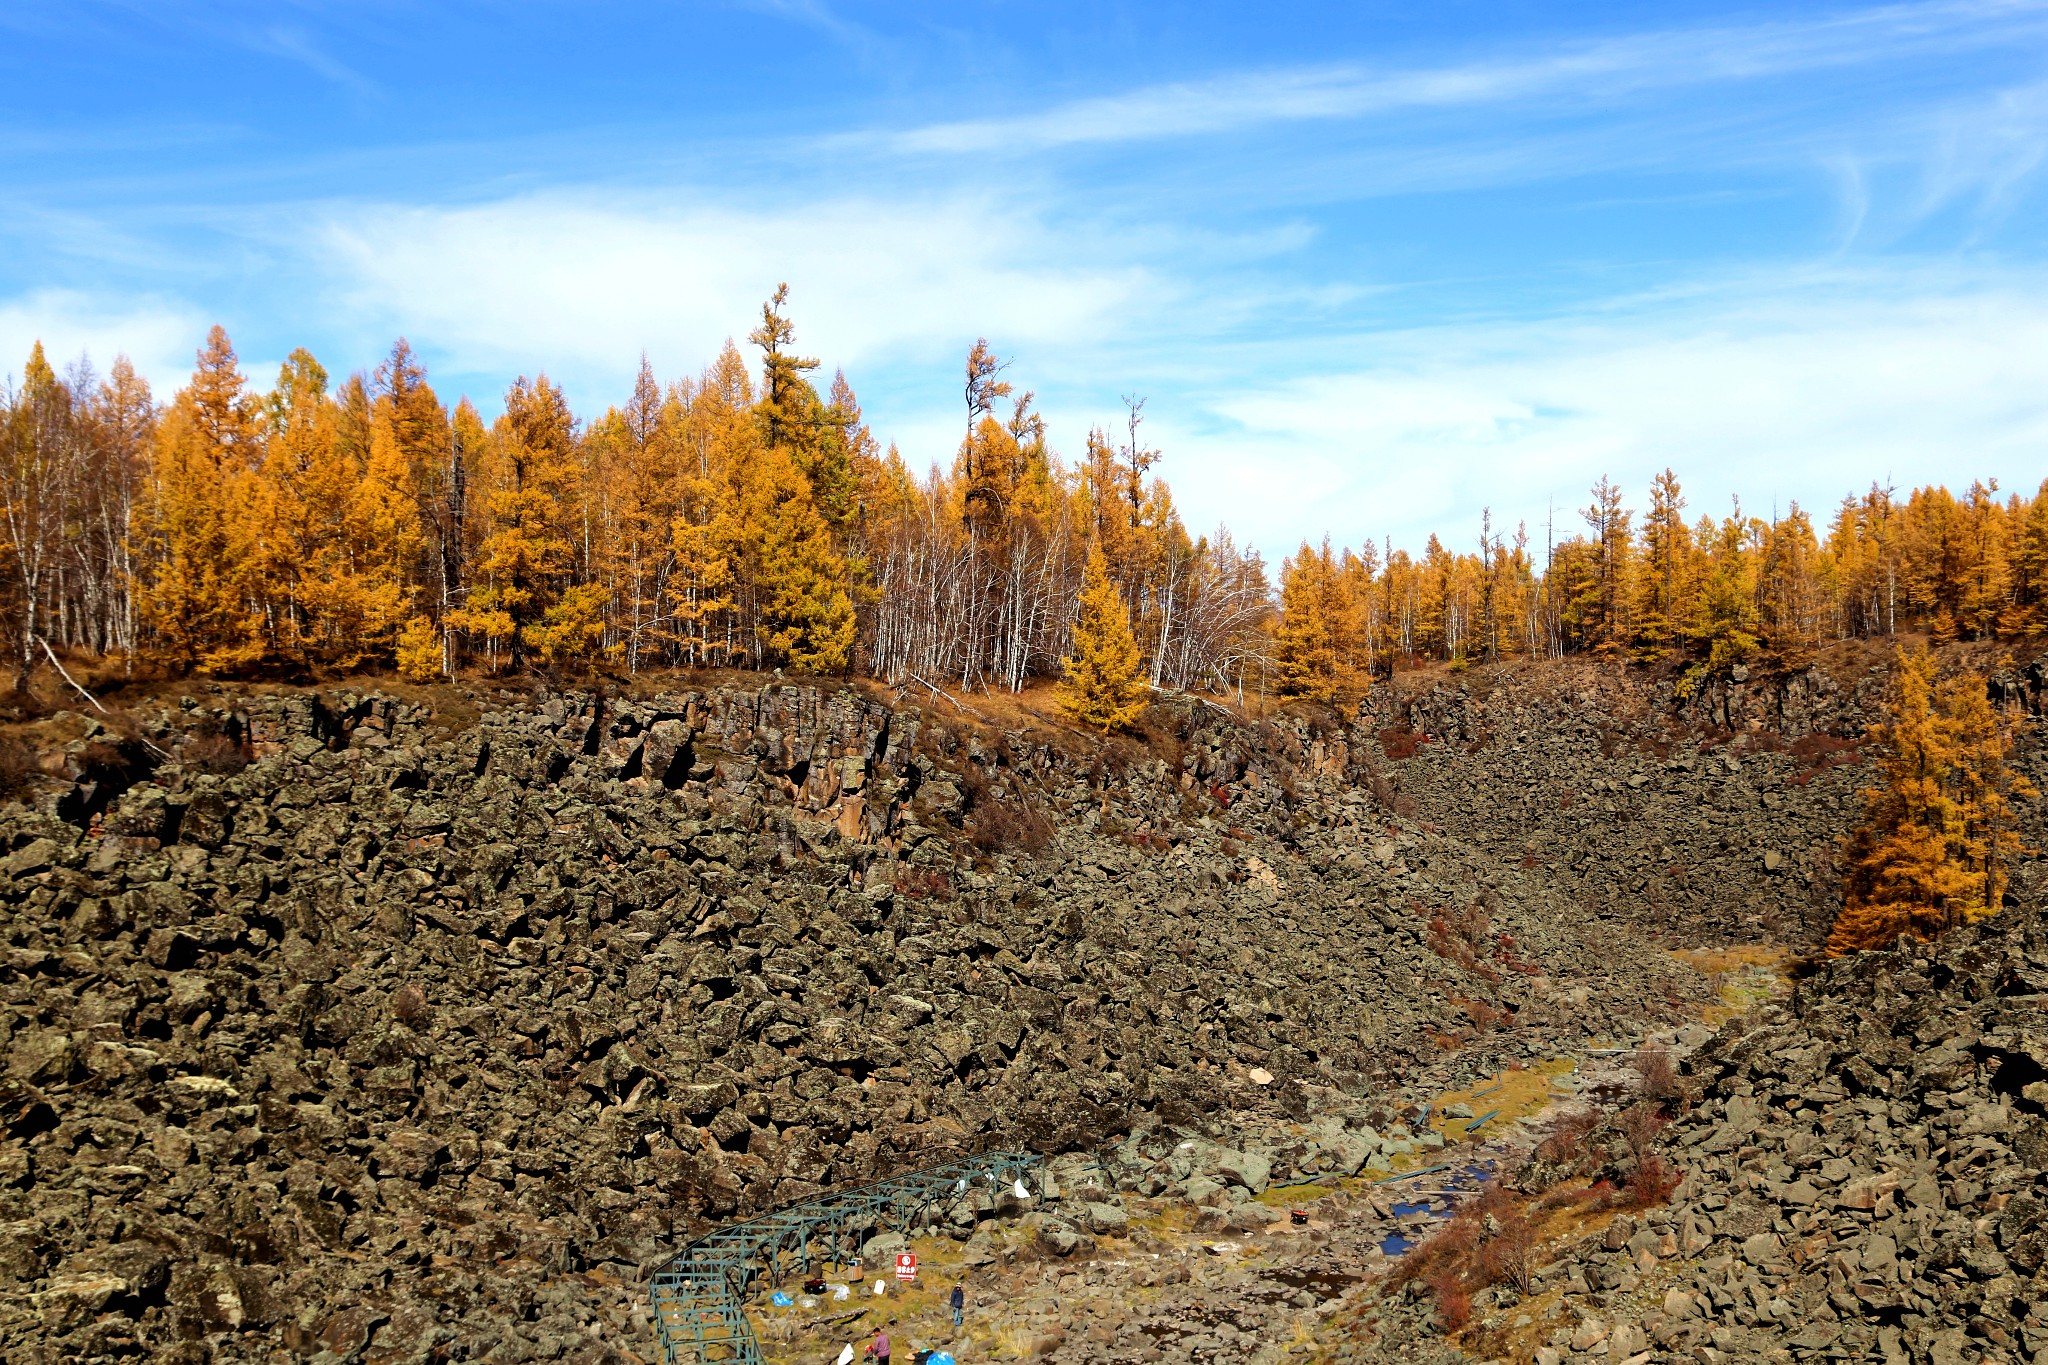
[949,1282,965,1327]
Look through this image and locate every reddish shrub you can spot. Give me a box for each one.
[1456,996,1506,1032]
[1491,933,1545,976]
[1426,1269,1471,1329]
[1426,917,1475,969]
[892,866,955,901]
[1631,1044,1677,1101]
[1623,1153,1681,1208]
[1396,1184,1537,1328]
[1532,1108,1598,1168]
[967,798,1054,857]
[1379,727,1426,760]
[1615,1102,1667,1157]
[1477,1208,1538,1295]
[1452,900,1489,942]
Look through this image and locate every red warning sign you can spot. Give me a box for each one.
[894,1252,917,1281]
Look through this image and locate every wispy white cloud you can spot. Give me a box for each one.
[1912,78,2048,237]
[730,0,880,56]
[866,1,2048,156]
[298,191,1154,402]
[246,23,380,98]
[228,190,2048,558]
[1164,265,2048,555]
[0,288,207,396]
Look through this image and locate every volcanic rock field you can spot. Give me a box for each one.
[2,652,2044,1365]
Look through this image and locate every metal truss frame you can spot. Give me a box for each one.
[648,1150,1043,1365]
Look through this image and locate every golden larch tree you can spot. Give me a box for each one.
[1273,538,1363,699]
[1273,541,1336,699]
[1827,648,2036,956]
[1058,544,1147,731]
[133,325,264,672]
[745,289,856,672]
[449,375,579,667]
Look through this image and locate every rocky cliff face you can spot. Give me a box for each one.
[1353,653,2048,945]
[0,655,2036,1364]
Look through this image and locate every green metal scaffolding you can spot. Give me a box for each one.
[649,1150,1044,1365]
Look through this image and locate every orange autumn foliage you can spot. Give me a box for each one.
[6,304,2048,700]
[1826,648,2036,956]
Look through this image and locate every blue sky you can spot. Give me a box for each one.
[4,1,2047,558]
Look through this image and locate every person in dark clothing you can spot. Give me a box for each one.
[949,1282,965,1327]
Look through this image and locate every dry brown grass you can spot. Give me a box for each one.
[1423,1057,1576,1142]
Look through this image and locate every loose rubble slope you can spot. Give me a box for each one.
[1357,654,2048,944]
[1,651,2039,1365]
[2,680,1716,1364]
[1525,900,2048,1365]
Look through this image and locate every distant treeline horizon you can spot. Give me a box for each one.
[2,292,2043,701]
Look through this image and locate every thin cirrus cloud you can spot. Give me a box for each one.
[246,24,381,99]
[1165,266,2048,556]
[867,1,2048,157]
[1905,77,2048,233]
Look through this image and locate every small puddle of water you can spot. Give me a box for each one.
[1381,1159,1503,1254]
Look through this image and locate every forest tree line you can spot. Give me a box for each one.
[3,288,2046,703]
[1272,472,2048,698]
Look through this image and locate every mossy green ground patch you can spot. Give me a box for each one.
[1425,1057,1578,1141]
